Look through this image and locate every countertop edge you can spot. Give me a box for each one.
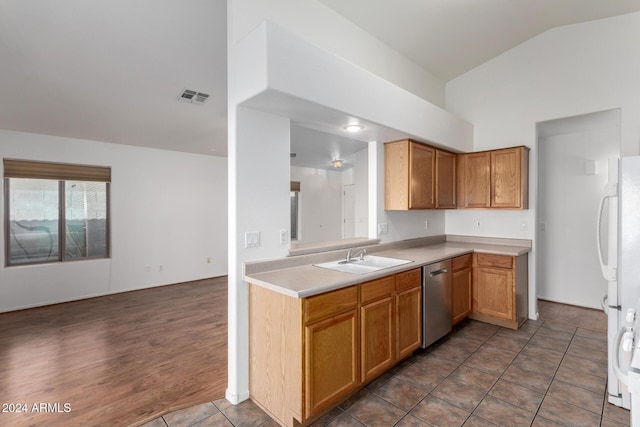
[244,241,530,299]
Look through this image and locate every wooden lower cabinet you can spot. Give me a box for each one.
[361,296,394,382]
[451,254,472,325]
[470,252,528,329]
[473,267,513,321]
[248,268,422,426]
[395,268,422,359]
[360,275,396,383]
[305,310,359,417]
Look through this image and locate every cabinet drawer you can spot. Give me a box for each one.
[476,253,513,269]
[305,286,358,324]
[361,276,395,304]
[396,268,422,292]
[451,254,472,272]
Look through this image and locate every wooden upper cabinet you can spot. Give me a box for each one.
[410,142,436,209]
[435,149,456,209]
[458,152,491,208]
[458,146,529,209]
[385,139,456,210]
[491,147,528,209]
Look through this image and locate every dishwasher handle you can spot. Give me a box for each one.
[429,268,449,278]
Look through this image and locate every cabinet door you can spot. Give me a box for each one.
[384,140,410,210]
[305,310,359,417]
[451,268,471,324]
[409,142,435,209]
[361,297,394,382]
[491,147,522,208]
[436,150,456,209]
[460,152,491,208]
[396,286,422,360]
[473,267,514,321]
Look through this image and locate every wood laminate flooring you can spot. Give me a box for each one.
[0,277,228,427]
[0,279,620,427]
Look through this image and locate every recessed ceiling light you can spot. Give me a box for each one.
[332,159,343,168]
[343,124,364,133]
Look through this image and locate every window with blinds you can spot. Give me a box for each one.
[3,159,111,266]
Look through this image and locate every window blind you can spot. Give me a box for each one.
[3,159,111,182]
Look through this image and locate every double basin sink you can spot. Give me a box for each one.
[314,255,413,275]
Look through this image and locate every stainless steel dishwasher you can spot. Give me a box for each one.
[421,259,452,348]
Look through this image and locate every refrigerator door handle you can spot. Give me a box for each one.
[597,194,615,281]
[602,294,608,312]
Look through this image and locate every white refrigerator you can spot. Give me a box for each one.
[599,156,640,409]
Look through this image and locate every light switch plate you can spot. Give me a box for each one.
[279,229,288,245]
[245,231,261,248]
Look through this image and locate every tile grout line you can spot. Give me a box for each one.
[223,318,611,427]
[463,323,538,427]
[527,320,575,426]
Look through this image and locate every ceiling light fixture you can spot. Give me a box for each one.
[332,159,343,168]
[343,124,364,133]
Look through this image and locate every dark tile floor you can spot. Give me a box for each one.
[141,318,630,427]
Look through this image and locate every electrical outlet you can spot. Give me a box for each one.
[158,264,164,272]
[206,257,211,264]
[377,223,388,235]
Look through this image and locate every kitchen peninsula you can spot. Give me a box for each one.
[244,235,530,427]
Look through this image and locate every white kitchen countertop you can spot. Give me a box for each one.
[244,239,530,299]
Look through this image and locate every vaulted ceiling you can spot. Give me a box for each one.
[1,1,638,159]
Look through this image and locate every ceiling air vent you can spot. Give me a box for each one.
[178,89,210,105]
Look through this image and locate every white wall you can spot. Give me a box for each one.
[446,12,640,315]
[537,117,620,308]
[352,147,368,237]
[226,104,291,404]
[225,0,471,404]
[0,129,227,312]
[291,166,343,244]
[290,148,369,244]
[228,0,445,107]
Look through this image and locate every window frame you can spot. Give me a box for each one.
[3,159,111,267]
